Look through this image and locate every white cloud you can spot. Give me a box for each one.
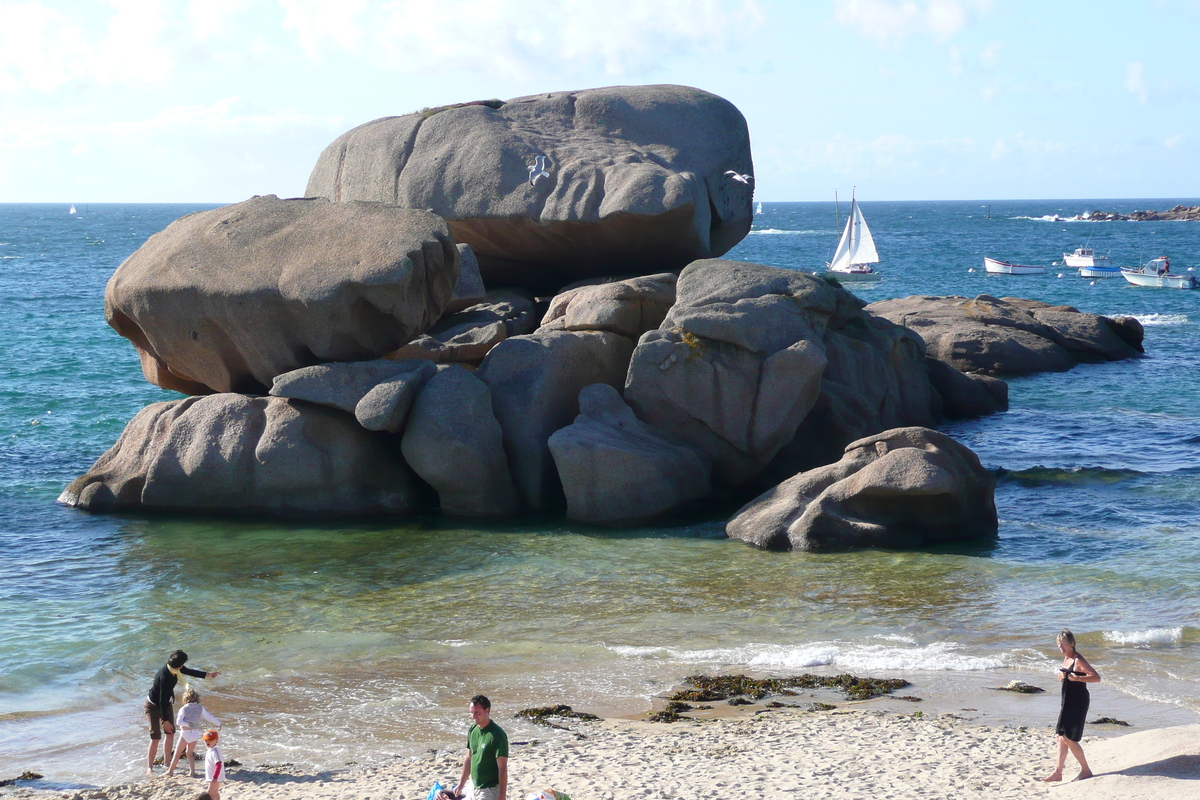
[0,0,176,93]
[1125,61,1148,104]
[833,0,991,46]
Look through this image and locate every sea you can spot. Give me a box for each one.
[2,199,1199,789]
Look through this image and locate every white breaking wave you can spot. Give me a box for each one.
[1011,214,1083,222]
[1103,627,1183,646]
[606,639,1004,672]
[1132,313,1191,326]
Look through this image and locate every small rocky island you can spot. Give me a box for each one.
[1085,205,1200,221]
[59,84,1147,552]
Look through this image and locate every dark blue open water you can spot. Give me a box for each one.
[2,200,1199,786]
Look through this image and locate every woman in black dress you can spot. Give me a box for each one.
[1041,629,1101,782]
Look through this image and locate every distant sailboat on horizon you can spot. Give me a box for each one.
[756,202,763,215]
[826,190,882,282]
[69,204,76,215]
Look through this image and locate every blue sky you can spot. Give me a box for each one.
[1,0,1197,202]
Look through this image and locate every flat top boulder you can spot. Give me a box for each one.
[866,294,1143,376]
[106,195,460,394]
[306,85,753,291]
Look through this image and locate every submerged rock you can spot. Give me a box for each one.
[726,427,997,552]
[60,395,419,517]
[106,195,459,394]
[306,85,753,291]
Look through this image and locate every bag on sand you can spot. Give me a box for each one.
[426,781,444,800]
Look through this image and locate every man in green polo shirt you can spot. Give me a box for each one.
[444,694,508,800]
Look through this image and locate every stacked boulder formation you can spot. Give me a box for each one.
[60,84,1147,551]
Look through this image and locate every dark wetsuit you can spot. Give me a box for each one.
[1056,657,1090,742]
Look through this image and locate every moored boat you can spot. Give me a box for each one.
[1121,256,1197,289]
[984,256,1045,275]
[1063,246,1112,269]
[827,192,882,282]
[1078,265,1122,278]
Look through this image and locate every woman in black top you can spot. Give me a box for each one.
[1040,629,1100,783]
[145,650,219,774]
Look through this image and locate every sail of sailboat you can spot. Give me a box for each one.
[826,192,881,282]
[69,204,76,215]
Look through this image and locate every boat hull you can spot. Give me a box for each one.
[826,269,882,282]
[984,257,1045,275]
[1120,270,1197,289]
[1078,266,1122,278]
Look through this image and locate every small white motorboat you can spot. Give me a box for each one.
[1063,246,1112,269]
[1078,265,1122,278]
[1121,256,1198,289]
[984,257,1045,275]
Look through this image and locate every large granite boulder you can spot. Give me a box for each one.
[59,395,419,517]
[305,85,753,291]
[726,427,997,552]
[625,260,935,486]
[386,290,539,366]
[476,329,635,511]
[924,358,1008,418]
[270,359,435,427]
[865,295,1144,376]
[445,243,487,313]
[106,195,460,394]
[400,366,519,517]
[540,273,677,338]
[548,384,711,526]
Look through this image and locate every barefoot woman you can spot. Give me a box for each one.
[1041,629,1100,782]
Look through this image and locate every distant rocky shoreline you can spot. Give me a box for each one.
[1085,204,1200,221]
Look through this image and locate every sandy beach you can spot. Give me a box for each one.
[4,707,1198,800]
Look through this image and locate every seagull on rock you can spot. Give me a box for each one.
[725,170,753,185]
[528,155,551,187]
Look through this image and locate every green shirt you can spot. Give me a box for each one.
[467,721,508,789]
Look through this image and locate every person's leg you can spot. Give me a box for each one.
[167,737,186,775]
[162,729,174,769]
[187,741,198,776]
[1040,736,1069,782]
[1065,740,1093,780]
[145,703,162,774]
[208,779,220,800]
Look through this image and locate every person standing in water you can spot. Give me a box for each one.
[1041,629,1100,782]
[145,649,220,774]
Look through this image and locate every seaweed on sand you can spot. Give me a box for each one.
[516,704,601,730]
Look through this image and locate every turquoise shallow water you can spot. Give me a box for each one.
[2,201,1199,786]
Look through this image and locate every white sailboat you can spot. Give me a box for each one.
[756,202,763,215]
[69,204,76,215]
[826,192,881,282]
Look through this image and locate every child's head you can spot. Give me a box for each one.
[201,729,219,745]
[182,688,201,705]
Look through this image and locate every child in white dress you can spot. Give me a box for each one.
[167,689,221,777]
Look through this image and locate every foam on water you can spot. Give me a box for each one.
[1103,627,1184,645]
[1134,312,1192,326]
[747,228,824,235]
[606,639,1007,672]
